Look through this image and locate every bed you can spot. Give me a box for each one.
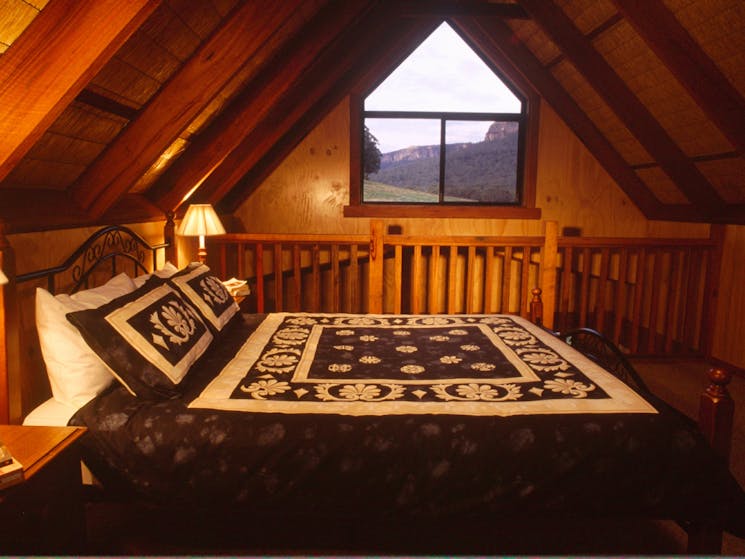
[6,225,745,554]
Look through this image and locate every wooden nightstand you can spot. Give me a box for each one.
[0,425,87,554]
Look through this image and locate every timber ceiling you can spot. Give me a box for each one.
[0,0,743,233]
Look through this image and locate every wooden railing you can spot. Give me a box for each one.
[554,236,720,356]
[208,220,721,357]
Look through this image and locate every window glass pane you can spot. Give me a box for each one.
[364,23,521,113]
[363,118,440,203]
[443,121,519,203]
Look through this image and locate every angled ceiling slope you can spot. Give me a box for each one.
[0,0,743,233]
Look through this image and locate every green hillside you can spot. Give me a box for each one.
[367,131,519,203]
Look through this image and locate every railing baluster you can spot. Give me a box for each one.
[331,245,340,312]
[502,246,512,314]
[647,250,661,354]
[579,248,591,328]
[484,246,495,314]
[466,246,476,314]
[273,243,283,311]
[411,245,423,314]
[520,246,531,319]
[255,244,265,313]
[447,246,458,314]
[311,244,321,312]
[596,248,610,332]
[428,245,440,313]
[612,248,628,345]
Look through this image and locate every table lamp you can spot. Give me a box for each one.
[176,204,226,264]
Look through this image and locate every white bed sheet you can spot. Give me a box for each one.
[23,398,97,485]
[22,398,79,426]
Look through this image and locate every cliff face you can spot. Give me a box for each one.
[380,144,441,168]
[484,121,517,142]
[379,121,518,168]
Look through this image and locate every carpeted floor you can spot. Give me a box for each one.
[81,357,744,556]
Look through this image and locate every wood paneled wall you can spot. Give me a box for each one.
[234,97,744,369]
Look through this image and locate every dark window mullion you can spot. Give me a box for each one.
[439,118,446,203]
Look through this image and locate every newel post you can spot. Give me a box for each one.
[164,211,177,265]
[699,367,734,462]
[539,220,558,330]
[368,219,384,313]
[530,288,543,326]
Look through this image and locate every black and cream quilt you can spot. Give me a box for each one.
[190,313,655,416]
[69,313,745,537]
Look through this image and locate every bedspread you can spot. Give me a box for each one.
[70,314,745,536]
[190,313,655,416]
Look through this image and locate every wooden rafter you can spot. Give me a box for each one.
[150,0,375,213]
[612,0,745,156]
[517,0,726,218]
[459,16,673,220]
[70,0,307,219]
[397,1,528,18]
[0,0,158,185]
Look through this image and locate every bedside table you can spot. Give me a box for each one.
[0,425,87,554]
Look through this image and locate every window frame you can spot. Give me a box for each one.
[345,24,541,220]
[362,110,526,206]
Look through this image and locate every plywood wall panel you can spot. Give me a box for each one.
[235,97,708,240]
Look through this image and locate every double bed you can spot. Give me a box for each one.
[6,225,745,554]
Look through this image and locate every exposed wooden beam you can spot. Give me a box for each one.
[518,0,726,218]
[0,189,163,234]
[150,0,375,212]
[397,1,528,18]
[612,0,745,155]
[75,89,140,121]
[70,0,307,219]
[0,189,90,233]
[458,16,673,220]
[198,6,437,209]
[0,0,158,185]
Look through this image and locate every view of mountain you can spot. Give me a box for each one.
[365,122,519,203]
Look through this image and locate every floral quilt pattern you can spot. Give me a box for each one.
[190,313,656,416]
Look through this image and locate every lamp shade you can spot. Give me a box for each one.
[176,204,226,237]
[0,269,7,285]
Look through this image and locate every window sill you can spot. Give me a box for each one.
[343,204,542,219]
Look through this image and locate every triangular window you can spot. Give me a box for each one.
[359,22,527,206]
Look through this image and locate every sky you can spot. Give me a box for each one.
[364,22,522,153]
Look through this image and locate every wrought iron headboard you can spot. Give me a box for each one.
[16,225,169,294]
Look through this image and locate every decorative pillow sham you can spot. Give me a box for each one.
[168,263,239,333]
[35,273,137,408]
[66,277,214,399]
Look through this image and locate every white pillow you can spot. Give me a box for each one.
[35,273,137,407]
[132,261,179,288]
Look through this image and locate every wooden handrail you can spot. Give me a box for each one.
[207,220,717,358]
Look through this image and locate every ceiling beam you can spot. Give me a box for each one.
[150,0,376,213]
[70,0,308,219]
[196,5,437,209]
[517,0,726,218]
[612,0,745,155]
[0,189,164,234]
[459,16,676,221]
[397,1,529,18]
[0,0,158,185]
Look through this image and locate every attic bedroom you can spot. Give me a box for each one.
[0,0,744,555]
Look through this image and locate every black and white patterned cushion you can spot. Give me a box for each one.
[66,277,213,399]
[168,263,239,333]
